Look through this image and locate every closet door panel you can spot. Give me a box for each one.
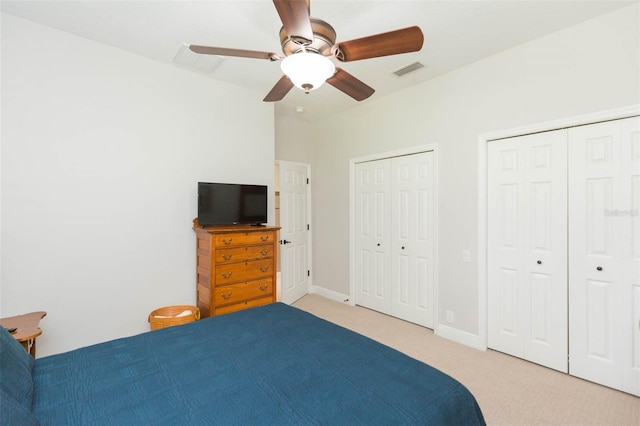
[630,285,640,395]
[568,119,629,393]
[525,132,568,372]
[622,116,640,395]
[355,159,392,314]
[488,130,568,372]
[391,152,435,328]
[488,142,526,357]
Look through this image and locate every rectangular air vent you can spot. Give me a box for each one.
[393,61,424,77]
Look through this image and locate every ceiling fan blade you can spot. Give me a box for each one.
[263,75,295,102]
[273,0,314,44]
[189,45,280,61]
[326,68,375,101]
[333,26,424,62]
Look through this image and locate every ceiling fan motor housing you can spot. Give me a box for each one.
[189,1,423,102]
[279,18,336,56]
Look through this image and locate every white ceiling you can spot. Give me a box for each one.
[2,0,635,121]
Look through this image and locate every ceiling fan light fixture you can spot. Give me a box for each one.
[281,52,336,93]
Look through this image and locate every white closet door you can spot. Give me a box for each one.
[568,116,640,396]
[355,159,392,314]
[622,117,640,396]
[391,152,435,328]
[488,130,568,372]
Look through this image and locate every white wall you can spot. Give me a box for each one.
[1,14,275,356]
[275,114,315,164]
[290,5,639,339]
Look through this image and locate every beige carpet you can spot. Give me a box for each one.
[292,294,640,425]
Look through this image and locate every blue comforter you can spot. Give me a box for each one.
[31,303,485,425]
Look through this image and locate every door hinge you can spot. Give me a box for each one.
[306,178,309,184]
[307,224,310,231]
[307,270,310,277]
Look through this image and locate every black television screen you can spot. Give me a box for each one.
[198,182,268,226]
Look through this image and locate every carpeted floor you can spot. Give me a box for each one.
[292,294,640,425]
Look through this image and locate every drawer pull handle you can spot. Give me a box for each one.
[221,291,232,299]
[222,253,233,260]
[259,284,269,291]
[221,238,233,245]
[260,235,269,241]
[221,272,233,279]
[259,249,269,256]
[259,266,270,273]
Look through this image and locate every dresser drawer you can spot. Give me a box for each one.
[215,296,273,315]
[215,259,273,283]
[214,278,273,307]
[215,244,273,264]
[214,231,275,247]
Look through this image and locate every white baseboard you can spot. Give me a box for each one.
[308,285,350,304]
[436,324,485,351]
[308,286,485,351]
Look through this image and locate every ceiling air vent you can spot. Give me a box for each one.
[393,61,424,77]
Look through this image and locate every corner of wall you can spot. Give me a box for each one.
[436,323,485,350]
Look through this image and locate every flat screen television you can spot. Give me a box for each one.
[198,182,268,226]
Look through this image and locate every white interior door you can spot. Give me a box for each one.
[568,117,640,395]
[355,159,392,314]
[391,152,435,328]
[278,161,310,305]
[488,130,568,372]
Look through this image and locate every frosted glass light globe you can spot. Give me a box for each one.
[281,52,336,93]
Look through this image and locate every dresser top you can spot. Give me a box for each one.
[193,218,280,234]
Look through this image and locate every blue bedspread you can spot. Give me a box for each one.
[32,303,485,425]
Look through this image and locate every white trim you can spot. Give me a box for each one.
[349,143,439,332]
[275,160,313,303]
[436,324,484,350]
[477,105,640,350]
[309,284,350,304]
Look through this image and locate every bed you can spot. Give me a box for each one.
[1,302,486,425]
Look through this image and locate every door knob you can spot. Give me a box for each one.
[401,246,405,250]
[280,240,292,245]
[537,260,542,265]
[596,266,603,271]
[377,243,381,246]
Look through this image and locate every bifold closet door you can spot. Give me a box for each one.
[487,130,568,372]
[568,116,640,396]
[355,159,392,314]
[390,152,435,328]
[355,152,435,328]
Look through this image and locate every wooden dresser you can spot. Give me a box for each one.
[193,219,279,317]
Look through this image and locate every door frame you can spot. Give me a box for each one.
[477,105,640,350]
[276,160,312,303]
[349,144,439,331]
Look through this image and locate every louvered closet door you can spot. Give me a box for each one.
[390,152,435,328]
[355,159,392,314]
[568,116,640,396]
[488,130,568,372]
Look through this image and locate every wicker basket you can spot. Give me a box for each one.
[148,305,200,331]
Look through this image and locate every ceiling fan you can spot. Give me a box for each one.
[189,0,424,102]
